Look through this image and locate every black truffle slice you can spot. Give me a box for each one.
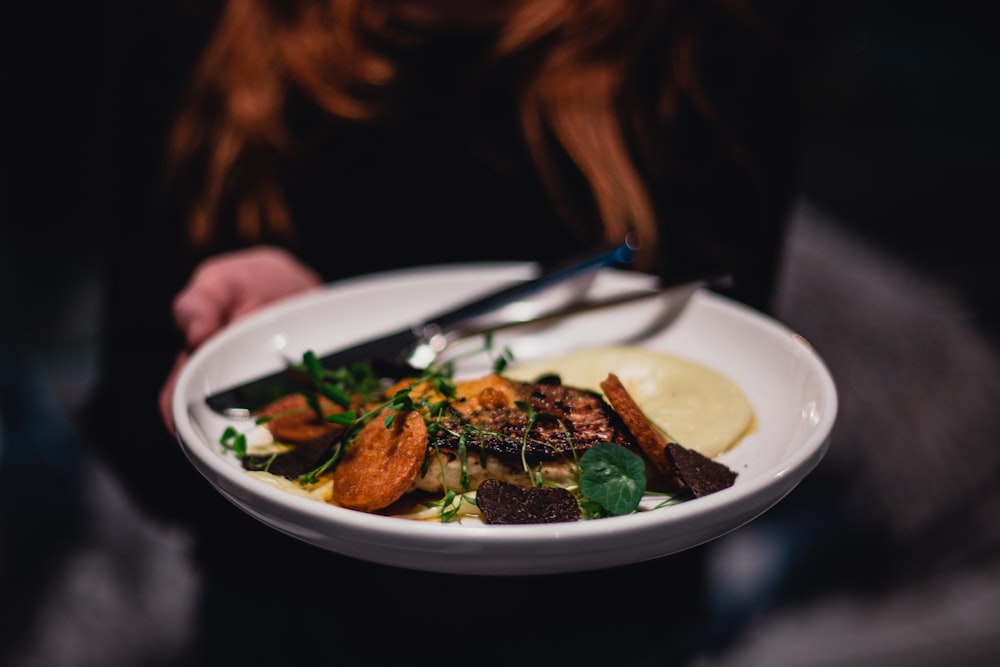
[664,442,737,498]
[476,479,580,524]
[243,434,334,479]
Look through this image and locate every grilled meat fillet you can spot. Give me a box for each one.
[404,373,639,493]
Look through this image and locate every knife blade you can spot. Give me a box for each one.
[205,241,641,418]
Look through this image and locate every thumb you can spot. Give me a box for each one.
[172,277,233,349]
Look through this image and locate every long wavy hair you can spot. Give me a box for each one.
[166,0,760,269]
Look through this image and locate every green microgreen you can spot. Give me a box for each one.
[490,336,515,375]
[292,351,384,420]
[245,451,278,473]
[219,426,247,458]
[425,490,478,523]
[514,400,560,487]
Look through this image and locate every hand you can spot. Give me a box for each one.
[159,245,322,433]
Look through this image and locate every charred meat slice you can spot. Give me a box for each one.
[419,374,638,465]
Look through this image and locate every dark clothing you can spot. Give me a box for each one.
[82,4,800,664]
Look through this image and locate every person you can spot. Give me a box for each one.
[84,0,801,663]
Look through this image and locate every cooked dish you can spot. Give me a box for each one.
[221,344,749,524]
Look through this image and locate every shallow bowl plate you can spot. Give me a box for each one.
[173,264,837,575]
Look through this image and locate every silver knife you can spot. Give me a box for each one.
[205,241,645,417]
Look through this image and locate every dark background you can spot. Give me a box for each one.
[2,2,999,665]
[4,2,997,342]
[7,0,1000,344]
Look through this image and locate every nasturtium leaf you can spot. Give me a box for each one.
[579,443,646,516]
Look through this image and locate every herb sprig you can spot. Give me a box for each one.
[296,336,511,485]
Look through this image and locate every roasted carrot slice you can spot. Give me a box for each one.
[257,394,346,443]
[333,410,428,512]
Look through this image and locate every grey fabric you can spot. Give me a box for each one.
[776,201,1000,554]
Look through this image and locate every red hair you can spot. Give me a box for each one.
[167,0,755,269]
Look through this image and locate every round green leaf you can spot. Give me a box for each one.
[579,443,646,516]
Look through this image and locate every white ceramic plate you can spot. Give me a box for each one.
[173,263,837,575]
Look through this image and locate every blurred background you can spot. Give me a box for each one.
[2,2,999,665]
